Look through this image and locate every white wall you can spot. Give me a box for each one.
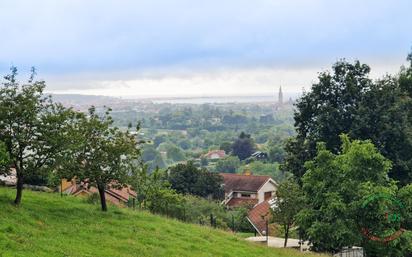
[257,180,277,203]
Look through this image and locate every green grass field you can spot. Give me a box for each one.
[0,187,327,257]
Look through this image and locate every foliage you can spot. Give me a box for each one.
[266,135,286,163]
[297,135,411,256]
[166,144,186,162]
[200,157,208,166]
[141,144,159,162]
[397,184,412,230]
[215,156,241,173]
[167,161,224,199]
[153,134,167,147]
[219,141,232,154]
[284,56,412,185]
[130,164,183,218]
[351,75,412,185]
[271,178,305,247]
[132,164,253,232]
[0,67,74,205]
[238,161,290,183]
[232,132,256,160]
[148,154,166,171]
[0,142,9,166]
[56,106,141,211]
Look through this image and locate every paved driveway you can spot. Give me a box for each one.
[245,236,310,250]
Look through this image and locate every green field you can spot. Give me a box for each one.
[0,187,327,257]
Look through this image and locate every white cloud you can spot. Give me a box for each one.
[45,58,405,98]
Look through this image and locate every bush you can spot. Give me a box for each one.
[86,193,100,205]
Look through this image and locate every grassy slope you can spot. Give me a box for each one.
[0,187,327,257]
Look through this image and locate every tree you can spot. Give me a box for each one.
[148,154,166,172]
[219,141,232,154]
[232,132,256,160]
[130,164,184,218]
[167,162,223,199]
[57,107,141,211]
[267,144,285,163]
[165,144,185,162]
[296,135,398,253]
[153,134,167,147]
[0,67,74,205]
[271,178,304,247]
[284,56,412,185]
[284,60,371,180]
[141,144,160,162]
[215,156,240,173]
[351,76,412,185]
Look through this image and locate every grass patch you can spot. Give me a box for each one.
[0,187,327,257]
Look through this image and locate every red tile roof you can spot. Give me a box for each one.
[65,181,136,205]
[220,173,271,193]
[247,201,271,235]
[204,150,226,159]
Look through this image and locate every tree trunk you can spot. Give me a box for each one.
[97,184,108,212]
[14,174,24,205]
[284,224,289,248]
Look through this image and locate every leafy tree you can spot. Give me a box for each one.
[267,144,285,163]
[351,76,412,185]
[271,178,305,247]
[284,60,371,179]
[153,134,167,147]
[397,184,412,231]
[148,154,166,171]
[141,144,159,162]
[356,183,411,257]
[284,56,412,185]
[166,144,185,162]
[282,137,313,180]
[215,156,240,173]
[178,139,191,150]
[219,141,232,154]
[296,135,398,253]
[0,142,9,166]
[57,107,141,211]
[0,67,74,205]
[130,165,184,217]
[167,162,223,199]
[232,132,256,160]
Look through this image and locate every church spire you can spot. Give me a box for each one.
[278,86,283,104]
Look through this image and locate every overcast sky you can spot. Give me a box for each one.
[1,0,412,97]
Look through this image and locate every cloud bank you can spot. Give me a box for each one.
[0,0,411,96]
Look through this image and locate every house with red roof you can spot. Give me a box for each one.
[203,150,226,160]
[220,172,278,235]
[61,179,136,206]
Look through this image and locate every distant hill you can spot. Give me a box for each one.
[0,187,326,257]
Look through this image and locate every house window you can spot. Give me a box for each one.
[241,193,251,198]
[264,192,272,201]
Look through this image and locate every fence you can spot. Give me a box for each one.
[333,247,364,257]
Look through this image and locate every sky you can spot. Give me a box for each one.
[1,0,412,98]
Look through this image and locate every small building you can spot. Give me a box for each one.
[220,172,278,235]
[204,150,226,160]
[220,173,277,207]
